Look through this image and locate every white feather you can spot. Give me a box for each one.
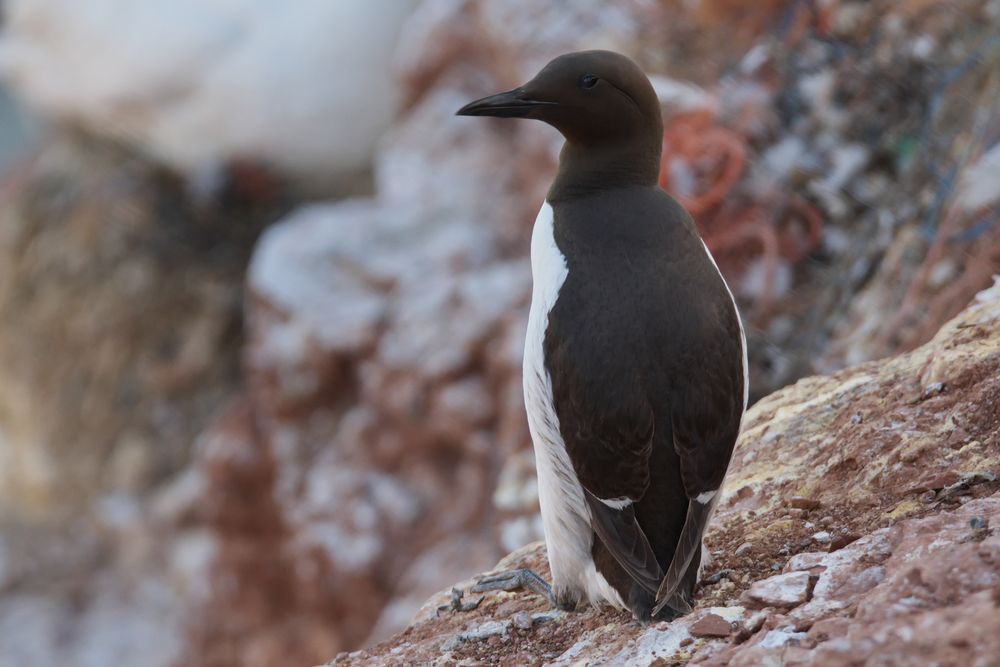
[694,239,748,579]
[523,201,625,610]
[598,497,634,510]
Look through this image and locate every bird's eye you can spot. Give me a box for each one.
[579,74,598,90]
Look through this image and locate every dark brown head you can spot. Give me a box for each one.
[457,50,663,193]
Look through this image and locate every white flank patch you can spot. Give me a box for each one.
[699,239,749,413]
[598,496,634,510]
[523,201,624,610]
[694,240,748,579]
[695,490,716,504]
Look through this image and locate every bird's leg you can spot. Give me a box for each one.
[471,568,568,609]
[698,569,732,587]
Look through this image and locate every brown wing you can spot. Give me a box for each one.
[653,326,745,614]
[546,333,664,595]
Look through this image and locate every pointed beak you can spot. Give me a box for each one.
[456,88,558,118]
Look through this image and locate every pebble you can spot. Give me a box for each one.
[813,531,832,544]
[735,542,753,556]
[788,497,822,510]
[512,612,533,631]
[829,533,861,551]
[744,571,811,608]
[690,613,734,638]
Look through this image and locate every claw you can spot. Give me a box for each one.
[471,568,560,608]
[437,587,484,614]
[699,569,732,587]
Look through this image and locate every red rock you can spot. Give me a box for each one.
[806,616,850,642]
[908,471,961,494]
[828,533,861,552]
[690,613,734,638]
[788,497,822,510]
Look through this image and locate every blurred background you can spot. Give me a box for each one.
[0,1,997,665]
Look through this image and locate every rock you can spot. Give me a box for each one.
[812,531,832,544]
[0,136,272,516]
[690,613,733,638]
[511,611,533,631]
[326,279,1000,665]
[783,552,827,574]
[742,572,811,609]
[908,471,961,494]
[0,0,415,185]
[828,533,861,552]
[788,497,822,511]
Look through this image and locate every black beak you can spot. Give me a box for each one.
[456,88,558,118]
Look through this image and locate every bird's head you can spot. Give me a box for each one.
[456,50,662,148]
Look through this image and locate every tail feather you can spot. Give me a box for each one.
[651,497,713,616]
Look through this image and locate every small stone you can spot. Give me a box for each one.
[921,381,945,399]
[771,562,782,571]
[679,637,694,647]
[970,516,988,530]
[735,542,753,556]
[760,628,806,649]
[812,531,832,544]
[828,533,861,551]
[743,571,811,608]
[783,552,826,573]
[512,612,533,631]
[689,613,733,638]
[788,497,821,510]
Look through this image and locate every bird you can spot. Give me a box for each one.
[456,50,747,621]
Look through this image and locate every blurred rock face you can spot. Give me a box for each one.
[0,134,282,667]
[0,0,415,187]
[0,135,277,516]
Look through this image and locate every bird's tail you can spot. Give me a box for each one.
[651,496,713,616]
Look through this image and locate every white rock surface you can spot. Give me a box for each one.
[0,0,414,180]
[744,571,812,608]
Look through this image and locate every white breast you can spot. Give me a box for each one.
[523,201,625,609]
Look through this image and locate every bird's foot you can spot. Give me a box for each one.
[651,588,694,619]
[698,569,732,588]
[471,568,570,610]
[437,587,484,615]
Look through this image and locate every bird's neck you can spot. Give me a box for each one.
[549,137,662,200]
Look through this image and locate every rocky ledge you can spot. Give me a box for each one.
[325,277,1000,667]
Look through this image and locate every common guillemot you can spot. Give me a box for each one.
[457,50,747,620]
